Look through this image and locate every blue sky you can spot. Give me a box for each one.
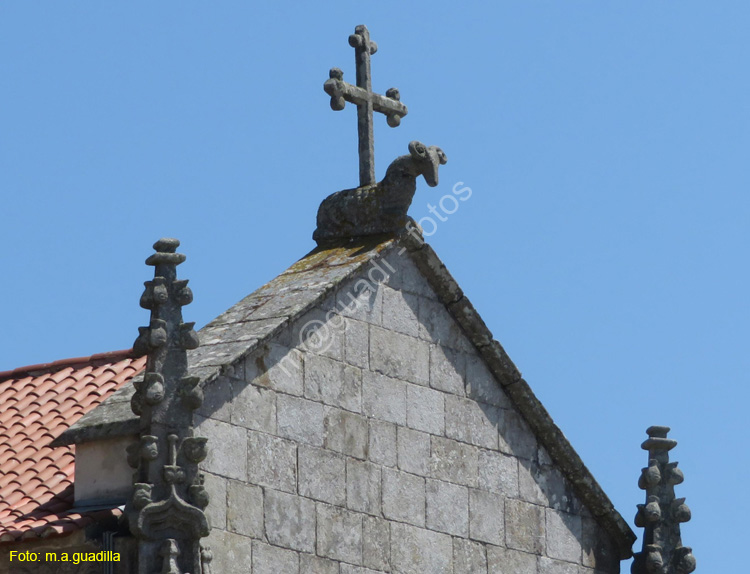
[1,2,747,569]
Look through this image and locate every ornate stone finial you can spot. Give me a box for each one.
[324,24,408,187]
[128,238,209,574]
[313,140,447,243]
[632,426,696,574]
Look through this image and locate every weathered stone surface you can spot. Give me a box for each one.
[381,286,420,338]
[368,418,397,467]
[202,472,227,530]
[247,283,326,323]
[344,318,370,369]
[188,340,250,368]
[370,326,429,385]
[397,426,430,476]
[276,243,385,282]
[446,295,495,351]
[252,540,299,574]
[316,504,363,564]
[478,449,519,497]
[363,515,390,571]
[465,353,511,408]
[206,290,271,327]
[346,459,381,515]
[480,339,522,387]
[246,430,297,493]
[383,251,440,299]
[404,242,463,302]
[545,509,582,564]
[300,554,340,574]
[418,296,471,352]
[305,354,362,412]
[227,480,264,539]
[298,445,346,505]
[292,304,346,361]
[506,498,545,554]
[502,375,633,556]
[519,461,581,514]
[264,489,316,553]
[429,344,465,396]
[206,529,252,574]
[390,522,453,574]
[518,460,547,505]
[231,382,276,433]
[582,516,619,571]
[199,317,281,347]
[539,446,553,466]
[362,371,406,425]
[498,408,538,461]
[430,436,479,487]
[335,276,384,326]
[196,416,247,480]
[197,374,233,422]
[538,557,578,574]
[245,343,304,396]
[381,468,425,526]
[445,395,499,449]
[221,360,244,381]
[340,565,384,574]
[406,383,445,435]
[425,478,469,536]
[487,546,538,574]
[453,537,488,574]
[277,394,325,446]
[469,488,504,545]
[324,407,368,459]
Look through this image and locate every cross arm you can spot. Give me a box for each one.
[324,68,408,127]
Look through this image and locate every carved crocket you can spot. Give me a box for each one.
[313,141,447,243]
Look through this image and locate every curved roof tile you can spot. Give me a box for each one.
[0,350,145,543]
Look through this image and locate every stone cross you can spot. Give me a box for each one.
[324,24,408,187]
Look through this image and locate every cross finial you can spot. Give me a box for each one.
[324,24,408,187]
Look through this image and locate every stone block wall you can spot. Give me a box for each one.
[197,253,621,574]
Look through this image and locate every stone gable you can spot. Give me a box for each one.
[196,251,621,574]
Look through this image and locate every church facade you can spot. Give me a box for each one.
[1,231,635,573]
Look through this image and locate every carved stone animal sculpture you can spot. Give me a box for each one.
[313,141,447,243]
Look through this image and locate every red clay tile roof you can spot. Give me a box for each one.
[0,350,145,542]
